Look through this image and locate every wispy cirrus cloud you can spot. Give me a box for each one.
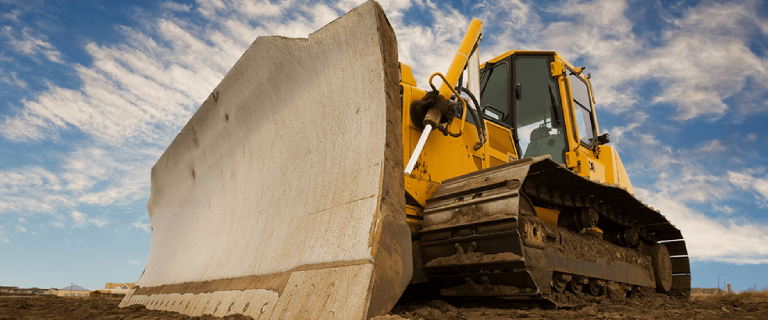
[728,170,768,203]
[0,69,27,88]
[131,216,150,233]
[0,225,8,243]
[161,2,191,12]
[1,26,62,63]
[70,210,107,228]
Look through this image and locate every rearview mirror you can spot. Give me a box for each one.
[597,132,610,145]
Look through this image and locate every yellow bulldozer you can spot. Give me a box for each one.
[120,1,690,318]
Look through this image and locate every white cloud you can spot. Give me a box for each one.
[712,204,734,215]
[697,140,726,153]
[71,210,86,226]
[161,2,191,12]
[2,9,22,22]
[0,166,68,214]
[52,222,64,228]
[89,218,107,227]
[0,70,28,88]
[131,219,150,233]
[70,210,107,228]
[129,260,140,265]
[1,26,63,63]
[728,170,768,202]
[18,217,24,222]
[634,132,660,146]
[15,225,26,232]
[745,133,758,142]
[0,225,8,243]
[638,187,768,264]
[644,1,768,121]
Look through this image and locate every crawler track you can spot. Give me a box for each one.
[417,156,690,306]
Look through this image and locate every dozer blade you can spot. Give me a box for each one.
[119,2,411,318]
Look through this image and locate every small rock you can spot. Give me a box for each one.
[578,306,597,316]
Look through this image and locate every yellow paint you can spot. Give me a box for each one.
[400,63,417,86]
[437,19,483,100]
[536,207,560,226]
[404,174,440,206]
[406,205,423,236]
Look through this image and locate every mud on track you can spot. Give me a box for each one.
[2,290,767,319]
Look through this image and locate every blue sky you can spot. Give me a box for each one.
[1,0,766,292]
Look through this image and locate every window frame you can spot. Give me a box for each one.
[565,67,598,148]
[479,59,512,128]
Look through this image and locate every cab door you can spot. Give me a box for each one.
[510,54,569,164]
[563,67,606,181]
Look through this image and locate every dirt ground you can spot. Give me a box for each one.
[379,289,768,320]
[0,296,249,320]
[1,291,766,319]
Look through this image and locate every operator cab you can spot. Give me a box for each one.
[479,51,598,165]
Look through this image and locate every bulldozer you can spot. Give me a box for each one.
[119,1,690,318]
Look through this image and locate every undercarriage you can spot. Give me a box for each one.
[415,156,690,307]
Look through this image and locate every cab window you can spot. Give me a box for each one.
[568,71,596,145]
[479,61,510,126]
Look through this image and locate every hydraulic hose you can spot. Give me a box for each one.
[461,87,487,150]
